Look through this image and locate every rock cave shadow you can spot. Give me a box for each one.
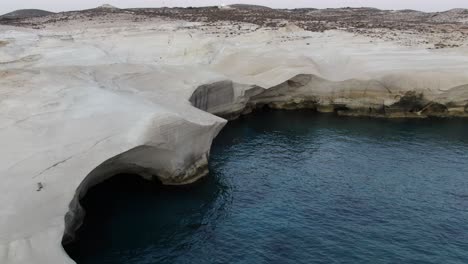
[63,173,229,264]
[215,109,468,146]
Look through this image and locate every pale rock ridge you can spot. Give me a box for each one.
[0,15,468,264]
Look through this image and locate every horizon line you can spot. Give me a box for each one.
[2,4,467,15]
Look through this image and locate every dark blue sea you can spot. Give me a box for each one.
[66,111,468,264]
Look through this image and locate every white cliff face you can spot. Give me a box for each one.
[0,16,468,264]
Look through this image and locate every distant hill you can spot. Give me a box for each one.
[398,9,421,13]
[229,4,272,10]
[95,4,119,10]
[430,8,468,23]
[0,9,54,19]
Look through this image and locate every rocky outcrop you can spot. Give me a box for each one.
[191,74,468,120]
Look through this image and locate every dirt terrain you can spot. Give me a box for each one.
[1,5,468,48]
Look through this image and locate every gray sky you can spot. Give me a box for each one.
[2,0,468,15]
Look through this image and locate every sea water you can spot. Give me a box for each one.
[66,111,468,264]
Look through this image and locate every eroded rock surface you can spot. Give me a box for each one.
[0,7,468,264]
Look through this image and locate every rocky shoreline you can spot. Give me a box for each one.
[190,75,468,121]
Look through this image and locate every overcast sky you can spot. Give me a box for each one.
[2,0,468,15]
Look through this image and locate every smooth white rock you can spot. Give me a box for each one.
[1,18,468,264]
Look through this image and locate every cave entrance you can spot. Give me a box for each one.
[63,172,221,263]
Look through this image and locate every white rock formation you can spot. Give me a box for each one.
[0,14,467,264]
